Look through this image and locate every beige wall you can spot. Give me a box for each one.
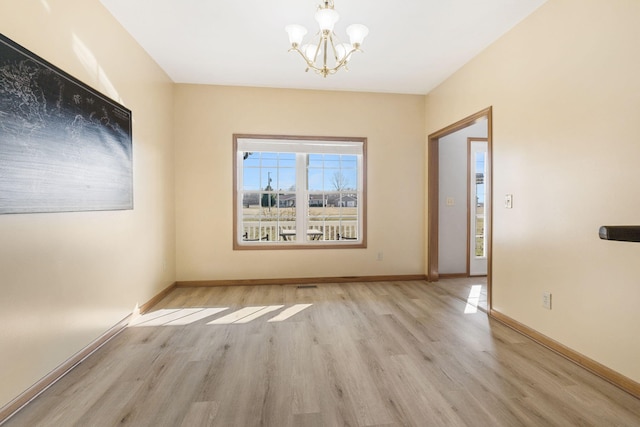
[0,0,175,407]
[174,85,425,281]
[426,0,640,382]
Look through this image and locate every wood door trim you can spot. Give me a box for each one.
[427,134,439,281]
[466,139,471,276]
[428,107,492,310]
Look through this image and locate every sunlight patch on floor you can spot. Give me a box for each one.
[268,303,313,322]
[208,305,284,324]
[208,306,275,325]
[464,285,482,314]
[130,304,314,326]
[130,307,229,327]
[165,308,229,326]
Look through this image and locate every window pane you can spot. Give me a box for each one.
[277,168,296,191]
[244,152,297,192]
[242,192,260,210]
[307,154,324,191]
[276,193,296,242]
[324,160,340,172]
[259,191,277,210]
[326,170,352,191]
[241,192,261,240]
[241,193,297,242]
[242,167,261,191]
[308,193,326,241]
[278,153,296,167]
[308,168,324,191]
[260,152,279,168]
[306,192,359,241]
[309,155,357,192]
[474,151,486,257]
[341,155,357,170]
[306,153,360,241]
[339,194,358,240]
[243,152,260,167]
[260,169,277,191]
[308,154,323,168]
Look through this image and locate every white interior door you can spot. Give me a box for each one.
[469,140,488,276]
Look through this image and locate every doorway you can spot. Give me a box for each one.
[427,107,492,309]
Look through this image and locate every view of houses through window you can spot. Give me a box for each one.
[234,135,365,248]
[474,150,486,258]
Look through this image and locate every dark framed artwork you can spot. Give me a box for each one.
[0,33,133,214]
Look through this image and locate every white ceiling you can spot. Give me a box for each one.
[100,0,547,95]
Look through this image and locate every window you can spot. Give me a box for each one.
[473,149,487,258]
[233,134,366,249]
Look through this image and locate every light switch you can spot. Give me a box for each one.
[446,197,455,206]
[504,194,513,209]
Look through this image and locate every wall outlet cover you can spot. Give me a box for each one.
[542,292,552,310]
[505,194,513,209]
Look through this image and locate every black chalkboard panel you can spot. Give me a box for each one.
[0,33,132,214]
[598,226,640,243]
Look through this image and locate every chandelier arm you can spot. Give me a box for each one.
[328,33,339,62]
[330,46,359,73]
[288,46,329,74]
[343,46,360,63]
[322,35,329,76]
[312,36,322,62]
[307,30,324,65]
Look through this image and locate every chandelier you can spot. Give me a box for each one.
[285,0,369,78]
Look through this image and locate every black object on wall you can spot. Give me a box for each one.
[0,33,133,214]
[598,226,640,243]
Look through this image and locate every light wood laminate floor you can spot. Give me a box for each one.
[431,277,488,313]
[5,281,640,426]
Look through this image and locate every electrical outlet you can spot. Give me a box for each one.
[505,194,513,209]
[377,251,383,261]
[542,292,552,310]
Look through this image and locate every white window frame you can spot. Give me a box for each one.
[233,134,367,250]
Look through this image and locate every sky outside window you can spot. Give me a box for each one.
[308,154,357,191]
[243,152,296,191]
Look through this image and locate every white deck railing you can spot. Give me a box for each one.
[243,221,358,242]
